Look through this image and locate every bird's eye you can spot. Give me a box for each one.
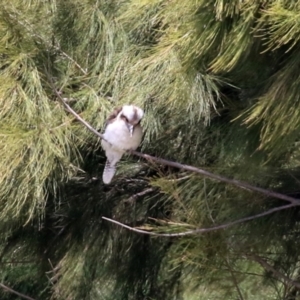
[121,114,129,123]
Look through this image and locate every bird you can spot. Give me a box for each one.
[101,105,144,184]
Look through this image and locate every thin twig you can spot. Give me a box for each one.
[102,203,296,237]
[0,282,36,300]
[54,93,104,140]
[123,188,155,203]
[247,253,300,290]
[223,257,244,300]
[130,151,300,205]
[204,179,215,223]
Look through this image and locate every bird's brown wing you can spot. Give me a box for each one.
[101,106,122,131]
[106,107,122,124]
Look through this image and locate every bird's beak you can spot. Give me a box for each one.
[127,123,134,137]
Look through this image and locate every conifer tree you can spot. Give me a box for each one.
[1,0,300,299]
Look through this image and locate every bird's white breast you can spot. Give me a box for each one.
[101,119,143,152]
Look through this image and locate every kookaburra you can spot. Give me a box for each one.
[101,105,144,184]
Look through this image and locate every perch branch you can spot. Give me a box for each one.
[0,282,36,300]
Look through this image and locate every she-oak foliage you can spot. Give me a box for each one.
[0,0,300,299]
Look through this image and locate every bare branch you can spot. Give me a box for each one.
[47,75,105,141]
[123,188,156,204]
[223,257,244,300]
[0,282,36,300]
[131,151,300,205]
[102,203,296,237]
[247,253,300,290]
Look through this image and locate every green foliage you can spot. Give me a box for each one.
[1,0,300,299]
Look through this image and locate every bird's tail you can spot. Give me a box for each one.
[102,160,116,184]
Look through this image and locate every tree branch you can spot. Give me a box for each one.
[247,253,300,290]
[0,282,36,300]
[102,203,296,237]
[223,257,244,300]
[123,187,156,203]
[131,151,300,205]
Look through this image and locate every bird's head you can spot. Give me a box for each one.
[118,105,144,136]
